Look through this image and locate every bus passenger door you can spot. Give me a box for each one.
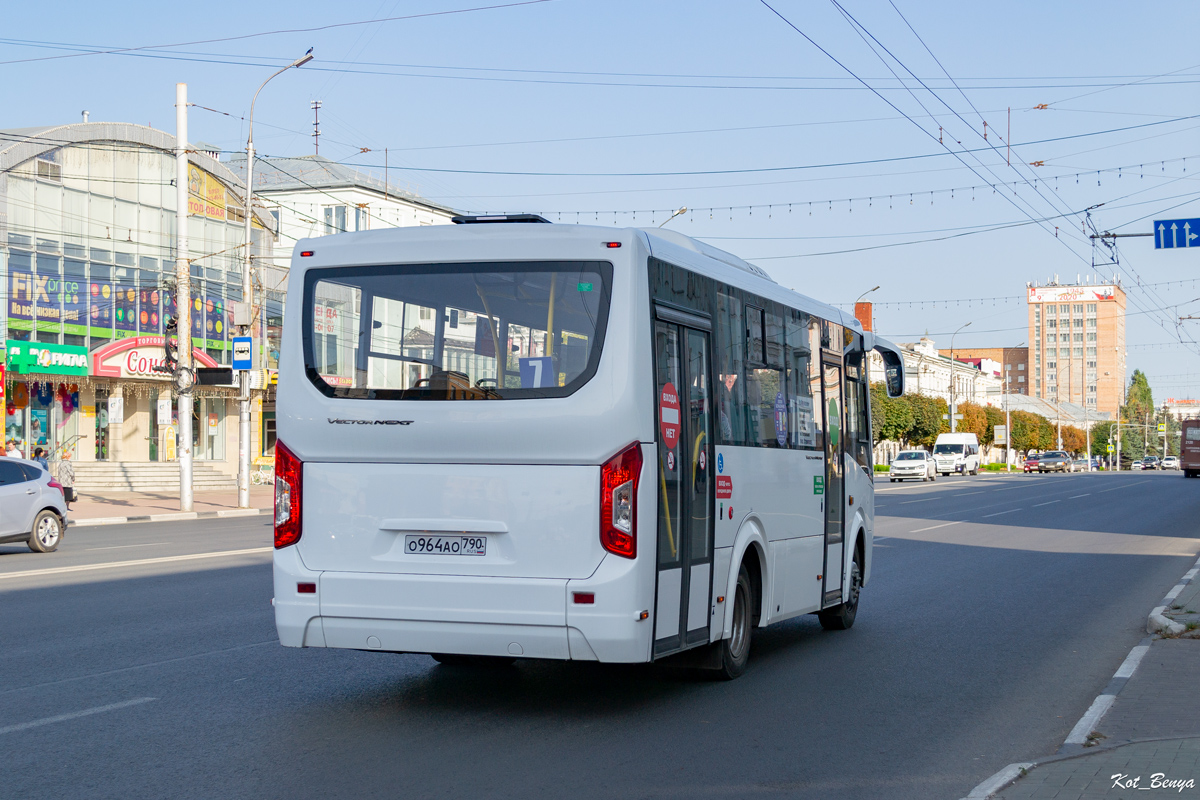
[821,359,845,606]
[653,319,714,657]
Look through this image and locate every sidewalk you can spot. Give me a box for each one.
[968,558,1200,799]
[68,486,274,526]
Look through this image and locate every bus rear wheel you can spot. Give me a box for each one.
[716,562,754,680]
[817,551,861,631]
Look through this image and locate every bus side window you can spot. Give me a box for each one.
[745,307,785,448]
[785,312,815,449]
[715,290,747,445]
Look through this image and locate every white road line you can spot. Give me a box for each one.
[1068,494,1091,499]
[1098,480,1149,493]
[1031,500,1060,507]
[910,521,963,533]
[0,697,156,736]
[1064,694,1116,744]
[0,547,273,581]
[1114,645,1149,679]
[84,543,169,551]
[873,536,889,541]
[900,497,939,504]
[982,508,1022,518]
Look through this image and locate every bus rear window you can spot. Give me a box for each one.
[303,261,612,400]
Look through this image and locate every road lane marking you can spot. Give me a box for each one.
[1031,500,1060,507]
[900,497,939,504]
[910,521,963,533]
[0,641,276,696]
[0,547,273,581]
[982,508,1022,518]
[0,697,156,736]
[1068,494,1091,499]
[84,543,168,551]
[1098,480,1150,492]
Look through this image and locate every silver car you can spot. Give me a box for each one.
[889,450,936,482]
[0,457,69,553]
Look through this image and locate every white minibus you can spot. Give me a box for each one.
[273,217,905,678]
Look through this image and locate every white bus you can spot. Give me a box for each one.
[273,217,905,679]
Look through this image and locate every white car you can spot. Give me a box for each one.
[889,450,936,482]
[0,457,69,552]
[1162,456,1180,470]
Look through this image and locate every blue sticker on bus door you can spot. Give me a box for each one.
[774,391,787,446]
[519,357,555,388]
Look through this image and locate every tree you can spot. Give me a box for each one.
[1061,425,1086,454]
[1010,410,1042,456]
[1090,421,1113,456]
[870,382,914,444]
[908,394,949,447]
[957,401,988,442]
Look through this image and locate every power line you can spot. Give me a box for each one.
[329,114,1200,177]
[0,1,558,67]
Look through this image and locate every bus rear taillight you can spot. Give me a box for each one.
[600,442,642,559]
[274,441,303,549]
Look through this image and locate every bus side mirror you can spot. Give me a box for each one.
[880,350,904,398]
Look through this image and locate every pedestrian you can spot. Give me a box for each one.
[5,440,21,458]
[33,447,49,472]
[58,450,76,511]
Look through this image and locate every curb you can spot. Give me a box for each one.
[1147,558,1200,636]
[70,508,265,528]
[960,554,1200,799]
[959,736,1200,800]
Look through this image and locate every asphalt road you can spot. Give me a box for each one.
[2,470,1198,800]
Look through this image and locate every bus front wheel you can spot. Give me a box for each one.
[717,563,754,680]
[817,551,862,631]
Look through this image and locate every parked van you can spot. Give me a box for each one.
[932,432,981,476]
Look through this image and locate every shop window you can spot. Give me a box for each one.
[262,411,277,457]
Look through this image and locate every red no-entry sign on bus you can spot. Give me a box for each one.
[660,382,681,449]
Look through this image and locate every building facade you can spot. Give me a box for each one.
[939,346,1029,396]
[0,121,275,472]
[229,154,456,246]
[1026,283,1126,416]
[869,336,1003,407]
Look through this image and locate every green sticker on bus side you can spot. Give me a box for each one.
[577,282,594,292]
[814,476,824,495]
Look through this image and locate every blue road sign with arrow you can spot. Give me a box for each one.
[1155,218,1200,249]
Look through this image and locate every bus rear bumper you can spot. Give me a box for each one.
[273,548,654,663]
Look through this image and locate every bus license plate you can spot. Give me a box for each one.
[404,535,487,556]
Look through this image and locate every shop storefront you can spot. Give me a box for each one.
[3,340,87,458]
[86,335,237,468]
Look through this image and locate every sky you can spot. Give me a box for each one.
[3,0,1198,397]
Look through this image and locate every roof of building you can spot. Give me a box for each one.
[0,122,237,192]
[226,154,456,215]
[1004,394,1111,424]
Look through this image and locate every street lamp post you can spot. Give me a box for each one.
[949,321,971,433]
[657,207,687,228]
[238,49,313,509]
[855,285,880,305]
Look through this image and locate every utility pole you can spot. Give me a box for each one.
[311,100,321,155]
[241,50,314,509]
[1004,367,1011,471]
[175,83,194,512]
[949,321,971,433]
